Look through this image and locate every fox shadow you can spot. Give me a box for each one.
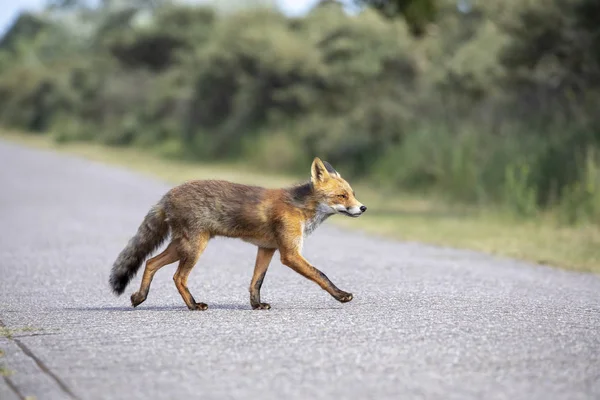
[63,303,247,312]
[63,302,348,312]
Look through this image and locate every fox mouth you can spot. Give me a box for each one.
[339,210,361,218]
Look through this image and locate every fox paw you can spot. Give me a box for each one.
[252,303,271,310]
[189,302,208,311]
[336,292,353,303]
[130,292,146,307]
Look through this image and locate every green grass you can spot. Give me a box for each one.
[0,349,11,377]
[2,130,599,273]
[0,326,38,339]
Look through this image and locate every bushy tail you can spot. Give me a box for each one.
[109,204,169,295]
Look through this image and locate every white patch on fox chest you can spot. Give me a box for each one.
[295,225,305,253]
[303,203,334,237]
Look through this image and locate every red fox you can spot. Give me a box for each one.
[109,157,367,310]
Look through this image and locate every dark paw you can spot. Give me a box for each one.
[189,302,208,311]
[130,292,146,307]
[252,303,271,310]
[336,292,353,303]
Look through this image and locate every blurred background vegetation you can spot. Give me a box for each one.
[1,0,599,228]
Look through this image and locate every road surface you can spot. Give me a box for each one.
[0,140,599,400]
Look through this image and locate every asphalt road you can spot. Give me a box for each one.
[0,140,599,400]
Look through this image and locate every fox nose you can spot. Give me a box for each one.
[360,205,367,212]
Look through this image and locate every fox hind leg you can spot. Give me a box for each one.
[173,232,210,310]
[131,241,180,307]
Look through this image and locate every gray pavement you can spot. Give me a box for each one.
[0,139,599,400]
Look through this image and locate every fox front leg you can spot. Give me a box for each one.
[249,247,276,310]
[279,248,353,303]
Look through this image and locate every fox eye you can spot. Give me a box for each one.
[337,194,348,199]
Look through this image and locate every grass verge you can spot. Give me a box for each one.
[2,130,599,273]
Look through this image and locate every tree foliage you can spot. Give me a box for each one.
[0,0,599,223]
[357,0,437,36]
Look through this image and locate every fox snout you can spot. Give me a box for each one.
[349,204,368,217]
[333,203,367,217]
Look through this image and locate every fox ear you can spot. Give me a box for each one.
[322,160,341,178]
[311,157,330,183]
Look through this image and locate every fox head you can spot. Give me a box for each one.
[310,157,367,218]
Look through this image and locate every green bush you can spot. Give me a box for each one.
[0,0,599,227]
[504,162,538,218]
[0,66,69,132]
[558,150,600,225]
